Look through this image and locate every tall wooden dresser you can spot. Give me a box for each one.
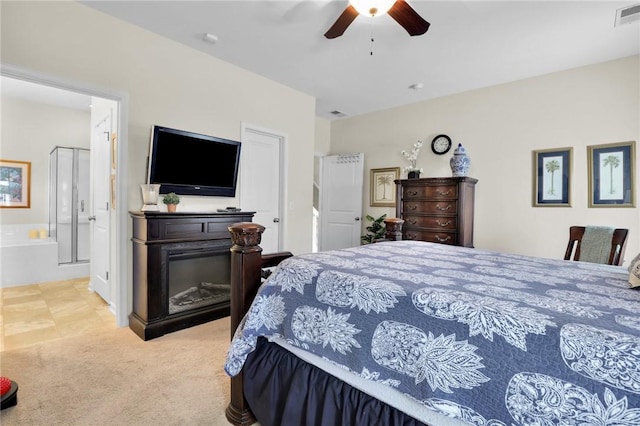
[395,177,478,247]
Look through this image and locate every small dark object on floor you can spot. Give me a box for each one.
[0,376,18,409]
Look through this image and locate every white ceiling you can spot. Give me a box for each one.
[8,1,640,120]
[1,76,92,111]
[79,0,640,120]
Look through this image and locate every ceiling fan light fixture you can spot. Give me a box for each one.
[325,0,428,39]
[351,0,396,17]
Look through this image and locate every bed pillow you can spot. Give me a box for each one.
[629,253,640,288]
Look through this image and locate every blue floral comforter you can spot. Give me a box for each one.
[225,240,640,425]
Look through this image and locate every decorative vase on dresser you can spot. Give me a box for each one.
[450,143,471,177]
[395,177,478,247]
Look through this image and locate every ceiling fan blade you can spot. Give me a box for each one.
[324,5,359,39]
[387,0,430,36]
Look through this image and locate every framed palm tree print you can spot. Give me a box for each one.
[588,141,636,207]
[532,148,572,207]
[370,167,400,207]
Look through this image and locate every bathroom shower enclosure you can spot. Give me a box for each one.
[49,147,90,264]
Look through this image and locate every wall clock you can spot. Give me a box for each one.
[431,134,452,155]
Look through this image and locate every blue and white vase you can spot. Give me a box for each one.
[450,143,470,177]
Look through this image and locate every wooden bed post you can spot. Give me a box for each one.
[384,217,404,241]
[225,223,264,426]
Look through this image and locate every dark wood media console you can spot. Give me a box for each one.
[129,211,254,341]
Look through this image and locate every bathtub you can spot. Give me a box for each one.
[0,224,90,288]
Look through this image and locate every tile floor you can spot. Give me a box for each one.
[0,277,116,351]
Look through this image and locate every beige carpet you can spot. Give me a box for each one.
[0,317,232,426]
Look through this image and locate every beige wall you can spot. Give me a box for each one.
[0,96,90,225]
[313,117,331,190]
[1,1,316,255]
[331,56,640,264]
[314,117,331,155]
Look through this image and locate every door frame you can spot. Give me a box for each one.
[240,122,287,251]
[1,63,131,327]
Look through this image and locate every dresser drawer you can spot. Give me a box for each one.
[403,229,457,245]
[403,185,458,200]
[403,200,457,214]
[403,215,457,230]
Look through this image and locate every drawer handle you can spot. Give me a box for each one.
[436,220,451,227]
[435,235,451,242]
[408,205,418,211]
[406,234,416,240]
[437,189,452,196]
[436,204,452,211]
[408,190,418,196]
[408,218,418,225]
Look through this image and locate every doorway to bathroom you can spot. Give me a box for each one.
[1,64,129,327]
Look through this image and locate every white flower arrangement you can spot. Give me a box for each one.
[400,140,424,173]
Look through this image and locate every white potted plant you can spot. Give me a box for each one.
[401,140,424,178]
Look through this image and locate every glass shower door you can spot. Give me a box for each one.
[52,147,73,264]
[49,147,90,264]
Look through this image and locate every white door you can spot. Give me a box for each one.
[90,115,111,303]
[319,153,364,251]
[239,124,284,254]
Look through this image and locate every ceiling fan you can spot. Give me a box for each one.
[324,0,430,39]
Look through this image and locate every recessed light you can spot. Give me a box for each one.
[408,83,423,90]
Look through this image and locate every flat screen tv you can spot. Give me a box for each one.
[147,125,241,197]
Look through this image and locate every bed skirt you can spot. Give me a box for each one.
[243,338,428,426]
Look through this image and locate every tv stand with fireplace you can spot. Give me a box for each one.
[129,210,254,341]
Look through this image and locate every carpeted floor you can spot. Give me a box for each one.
[0,317,232,425]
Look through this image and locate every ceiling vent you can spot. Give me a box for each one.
[615,3,640,26]
[330,110,347,118]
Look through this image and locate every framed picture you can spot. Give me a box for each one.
[370,167,400,207]
[532,147,572,207]
[0,159,31,208]
[588,141,636,207]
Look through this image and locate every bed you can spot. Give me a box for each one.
[224,222,640,426]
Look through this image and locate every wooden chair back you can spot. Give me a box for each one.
[564,226,629,266]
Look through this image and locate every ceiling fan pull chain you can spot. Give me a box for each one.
[370,17,375,55]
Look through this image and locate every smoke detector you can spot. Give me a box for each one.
[202,33,218,43]
[615,3,640,27]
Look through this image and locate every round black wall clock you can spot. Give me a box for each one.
[431,134,452,155]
